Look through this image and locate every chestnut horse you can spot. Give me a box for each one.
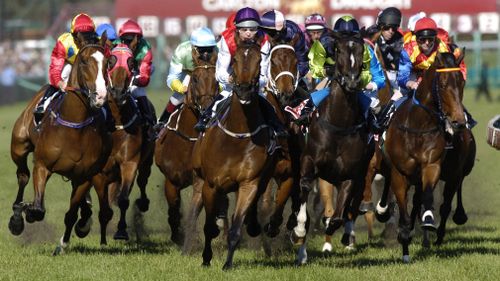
[9,35,113,252]
[192,36,276,269]
[155,47,218,247]
[104,42,156,241]
[382,51,467,263]
[292,34,371,264]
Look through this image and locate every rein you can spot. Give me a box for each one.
[166,105,198,142]
[397,67,461,134]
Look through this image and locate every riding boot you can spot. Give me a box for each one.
[102,102,116,132]
[295,98,315,126]
[464,107,477,129]
[154,101,176,132]
[259,95,289,138]
[136,96,155,127]
[34,85,58,122]
[194,94,224,132]
[376,100,396,131]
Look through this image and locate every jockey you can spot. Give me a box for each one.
[117,19,155,127]
[194,7,287,137]
[294,16,385,129]
[390,17,476,129]
[156,27,218,129]
[96,23,118,48]
[304,13,327,49]
[259,10,309,78]
[34,13,97,120]
[303,13,330,88]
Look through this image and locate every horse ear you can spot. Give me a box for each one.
[100,31,108,47]
[191,47,200,65]
[209,49,218,65]
[455,47,465,66]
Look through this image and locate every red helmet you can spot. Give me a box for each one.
[70,13,95,33]
[414,17,438,37]
[119,19,143,37]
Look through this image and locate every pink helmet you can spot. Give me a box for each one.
[70,13,95,33]
[119,19,143,37]
[305,13,326,31]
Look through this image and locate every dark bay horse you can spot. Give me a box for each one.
[291,34,371,264]
[192,36,276,269]
[104,41,156,241]
[155,47,218,247]
[382,51,468,263]
[9,34,113,251]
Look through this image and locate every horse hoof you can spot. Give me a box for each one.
[452,212,468,225]
[135,198,150,212]
[25,207,45,223]
[113,230,129,241]
[263,223,280,238]
[286,213,297,231]
[8,214,25,236]
[75,218,93,238]
[322,242,332,253]
[222,262,232,271]
[421,215,437,232]
[402,255,410,263]
[359,201,375,214]
[52,245,64,256]
[422,238,431,248]
[325,218,342,236]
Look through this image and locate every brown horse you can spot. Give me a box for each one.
[291,33,370,264]
[382,51,467,263]
[155,47,218,247]
[192,35,277,269]
[9,34,113,252]
[104,41,156,241]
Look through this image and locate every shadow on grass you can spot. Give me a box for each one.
[68,239,177,255]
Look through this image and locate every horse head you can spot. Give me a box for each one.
[427,51,466,131]
[267,34,299,106]
[67,33,109,110]
[107,42,136,105]
[186,47,219,112]
[232,35,262,103]
[332,32,365,93]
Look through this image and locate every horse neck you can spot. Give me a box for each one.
[266,91,287,123]
[59,91,92,122]
[415,75,438,109]
[322,83,360,124]
[108,96,136,125]
[225,93,264,132]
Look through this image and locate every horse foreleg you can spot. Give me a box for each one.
[265,177,293,238]
[114,162,138,241]
[164,178,183,245]
[26,162,51,223]
[421,164,440,231]
[202,181,219,267]
[75,182,93,239]
[360,152,380,213]
[223,182,259,270]
[436,179,460,245]
[183,176,204,255]
[135,151,153,212]
[391,169,412,263]
[317,179,335,252]
[376,174,393,223]
[9,152,31,235]
[92,174,113,246]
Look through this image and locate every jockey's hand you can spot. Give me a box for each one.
[305,72,313,84]
[182,85,188,93]
[365,82,377,91]
[391,89,403,101]
[406,81,419,90]
[57,80,67,92]
[228,75,233,84]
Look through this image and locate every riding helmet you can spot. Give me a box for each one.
[377,7,402,27]
[234,7,260,28]
[305,13,326,31]
[260,10,285,31]
[96,23,117,41]
[119,19,143,38]
[70,13,95,33]
[414,17,438,37]
[190,27,217,47]
[333,15,360,34]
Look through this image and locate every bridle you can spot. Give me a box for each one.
[266,44,299,94]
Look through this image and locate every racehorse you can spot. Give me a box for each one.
[191,35,276,269]
[104,41,156,241]
[381,51,468,262]
[9,34,113,251]
[154,46,218,247]
[291,33,371,264]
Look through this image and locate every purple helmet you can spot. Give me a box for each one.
[234,7,260,28]
[305,13,326,31]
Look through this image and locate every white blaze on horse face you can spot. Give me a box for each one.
[91,51,107,106]
[350,53,355,68]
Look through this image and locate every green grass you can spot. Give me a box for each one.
[0,89,500,280]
